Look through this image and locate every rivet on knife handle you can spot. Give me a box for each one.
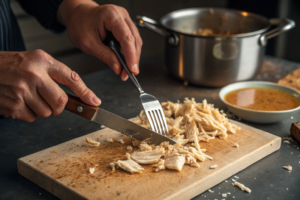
[65,93,98,120]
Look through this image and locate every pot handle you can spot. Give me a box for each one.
[259,18,295,46]
[136,15,179,46]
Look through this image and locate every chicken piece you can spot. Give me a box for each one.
[110,163,116,172]
[283,165,292,171]
[112,159,144,174]
[126,146,133,151]
[232,181,251,193]
[172,135,189,146]
[85,138,100,147]
[105,137,114,142]
[132,140,141,147]
[117,138,124,144]
[232,143,239,148]
[186,121,199,142]
[139,143,152,151]
[184,154,200,168]
[129,149,164,164]
[188,147,206,162]
[89,167,95,174]
[169,127,182,136]
[209,164,218,169]
[155,159,165,172]
[165,153,185,171]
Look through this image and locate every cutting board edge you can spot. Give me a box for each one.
[17,158,87,200]
[164,136,282,200]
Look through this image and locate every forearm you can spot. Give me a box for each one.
[57,0,98,27]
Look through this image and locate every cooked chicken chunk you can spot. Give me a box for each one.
[89,167,95,174]
[112,159,144,174]
[283,165,292,171]
[85,138,100,147]
[165,153,185,171]
[155,159,165,172]
[126,146,133,151]
[232,181,251,193]
[129,149,164,164]
[105,137,114,142]
[117,138,124,144]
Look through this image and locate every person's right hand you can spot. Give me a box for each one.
[0,50,101,122]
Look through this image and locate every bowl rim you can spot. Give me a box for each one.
[219,81,300,114]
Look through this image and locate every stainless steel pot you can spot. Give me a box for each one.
[136,8,295,87]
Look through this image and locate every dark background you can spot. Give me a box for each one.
[11,0,300,74]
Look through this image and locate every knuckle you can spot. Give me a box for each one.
[51,94,67,116]
[12,83,26,97]
[31,49,49,60]
[38,108,52,118]
[8,102,21,117]
[124,32,134,43]
[136,37,143,47]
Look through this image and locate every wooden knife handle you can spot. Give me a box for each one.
[65,93,98,120]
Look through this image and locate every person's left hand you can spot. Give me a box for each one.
[58,0,143,81]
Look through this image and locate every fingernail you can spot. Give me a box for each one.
[133,64,139,74]
[123,75,129,81]
[113,63,119,74]
[92,96,101,105]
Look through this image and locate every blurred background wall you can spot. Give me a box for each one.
[10,0,300,76]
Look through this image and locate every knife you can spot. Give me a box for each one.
[65,94,176,145]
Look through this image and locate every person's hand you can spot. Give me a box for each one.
[0,50,101,122]
[57,1,143,81]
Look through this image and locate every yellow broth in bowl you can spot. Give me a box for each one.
[224,88,299,111]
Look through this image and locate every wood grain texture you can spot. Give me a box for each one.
[290,122,300,142]
[65,94,98,120]
[18,119,281,200]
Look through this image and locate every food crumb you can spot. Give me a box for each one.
[85,138,100,147]
[283,140,290,144]
[101,125,106,129]
[283,165,292,171]
[227,192,231,195]
[126,146,133,151]
[222,193,227,197]
[210,165,218,169]
[208,189,214,193]
[286,188,289,190]
[89,168,95,174]
[254,178,256,179]
[39,193,41,195]
[225,180,228,182]
[291,152,293,154]
[291,116,293,119]
[233,196,235,198]
[234,176,239,179]
[232,143,239,148]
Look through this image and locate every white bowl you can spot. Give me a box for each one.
[219,81,300,123]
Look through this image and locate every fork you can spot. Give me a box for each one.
[104,33,169,135]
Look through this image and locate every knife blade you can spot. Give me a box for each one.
[65,94,176,145]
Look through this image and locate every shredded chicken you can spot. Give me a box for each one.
[117,138,124,144]
[155,159,165,172]
[107,98,240,174]
[232,143,239,148]
[283,165,292,171]
[85,138,100,147]
[165,153,185,171]
[128,149,164,164]
[89,167,95,174]
[111,159,144,174]
[105,137,114,142]
[232,181,251,193]
[210,164,218,169]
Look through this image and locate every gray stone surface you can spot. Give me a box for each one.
[0,55,300,200]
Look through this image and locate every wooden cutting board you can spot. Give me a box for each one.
[18,119,281,200]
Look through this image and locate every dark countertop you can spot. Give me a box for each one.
[1,55,300,200]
